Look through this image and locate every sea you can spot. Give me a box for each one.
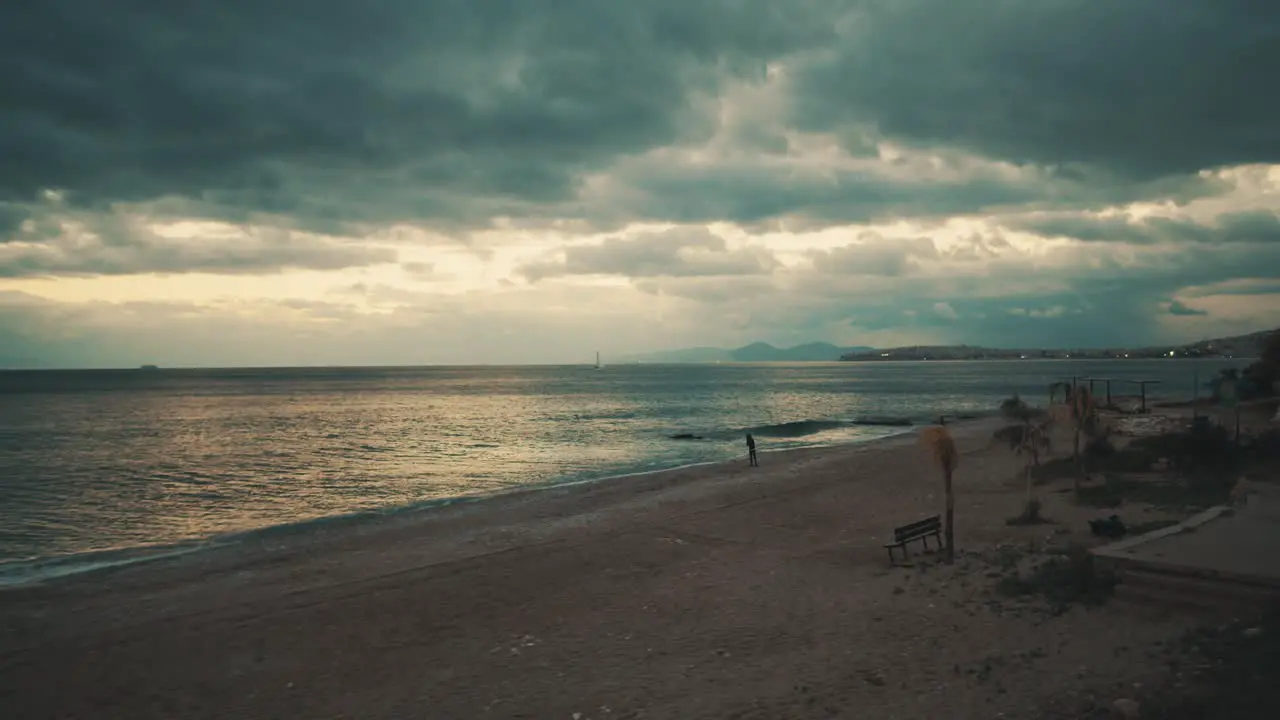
[0,358,1245,585]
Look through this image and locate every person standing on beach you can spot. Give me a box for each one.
[746,433,758,467]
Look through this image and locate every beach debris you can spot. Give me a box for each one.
[1111,698,1140,718]
[863,670,887,686]
[1089,515,1127,538]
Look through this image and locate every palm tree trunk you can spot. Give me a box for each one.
[944,468,955,564]
[1072,424,1082,494]
[1026,461,1034,506]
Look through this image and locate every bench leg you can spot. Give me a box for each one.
[922,535,930,552]
[886,546,894,565]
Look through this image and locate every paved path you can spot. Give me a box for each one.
[1093,483,1280,586]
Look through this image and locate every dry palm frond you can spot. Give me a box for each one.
[1048,381,1074,405]
[1015,420,1052,461]
[919,426,959,474]
[1069,386,1096,419]
[1048,403,1074,424]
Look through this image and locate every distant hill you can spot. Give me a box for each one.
[839,327,1278,362]
[1179,328,1276,358]
[625,342,874,363]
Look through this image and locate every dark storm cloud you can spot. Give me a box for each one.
[519,227,778,281]
[610,160,1044,225]
[1184,279,1280,297]
[605,160,1223,229]
[6,0,1271,243]
[0,215,396,277]
[792,0,1280,180]
[1168,300,1208,316]
[0,0,837,230]
[1011,210,1280,246]
[0,203,28,236]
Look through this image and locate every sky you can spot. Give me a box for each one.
[2,0,1279,367]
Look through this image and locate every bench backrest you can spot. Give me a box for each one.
[894,515,941,543]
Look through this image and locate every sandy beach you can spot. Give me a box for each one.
[0,417,1208,719]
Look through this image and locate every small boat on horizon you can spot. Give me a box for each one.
[593,352,603,370]
[139,364,160,371]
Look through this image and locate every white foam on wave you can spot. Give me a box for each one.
[0,543,217,589]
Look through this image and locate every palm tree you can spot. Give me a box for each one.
[1049,382,1097,494]
[1017,418,1052,510]
[999,394,1052,516]
[919,425,959,564]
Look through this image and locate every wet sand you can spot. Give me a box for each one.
[0,418,1197,719]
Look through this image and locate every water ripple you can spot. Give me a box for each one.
[0,359,1242,565]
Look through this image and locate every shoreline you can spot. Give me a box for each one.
[0,418,939,590]
[0,410,1214,719]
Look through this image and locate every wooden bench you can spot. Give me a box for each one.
[883,515,942,564]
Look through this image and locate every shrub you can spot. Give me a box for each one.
[1084,433,1116,459]
[1124,420,1242,488]
[995,543,1116,614]
[1074,476,1125,508]
[1006,498,1048,526]
[1235,330,1280,400]
[1075,473,1234,510]
[1000,393,1029,418]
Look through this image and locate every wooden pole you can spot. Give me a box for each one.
[1106,379,1112,407]
[944,468,954,565]
[1140,382,1148,414]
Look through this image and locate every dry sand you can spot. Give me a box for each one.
[0,417,1205,719]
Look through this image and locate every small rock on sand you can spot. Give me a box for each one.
[1112,698,1140,718]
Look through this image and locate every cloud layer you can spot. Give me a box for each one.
[2,0,1279,365]
[794,0,1280,179]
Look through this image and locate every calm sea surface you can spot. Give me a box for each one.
[0,359,1243,582]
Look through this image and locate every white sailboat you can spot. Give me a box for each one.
[594,351,603,370]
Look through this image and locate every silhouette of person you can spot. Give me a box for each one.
[746,433,758,467]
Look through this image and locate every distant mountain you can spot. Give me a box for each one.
[624,342,875,363]
[839,326,1278,362]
